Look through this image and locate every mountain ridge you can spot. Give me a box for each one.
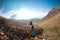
[38,6,60,29]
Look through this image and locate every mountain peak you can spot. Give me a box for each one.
[48,5,60,16]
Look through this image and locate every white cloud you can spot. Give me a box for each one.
[0,8,4,16]
[1,8,48,20]
[1,10,16,18]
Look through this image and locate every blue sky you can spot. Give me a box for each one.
[0,0,60,20]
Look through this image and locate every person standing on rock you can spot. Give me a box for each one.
[30,21,36,40]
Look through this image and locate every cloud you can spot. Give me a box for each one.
[1,10,16,18]
[1,8,48,20]
[0,8,4,16]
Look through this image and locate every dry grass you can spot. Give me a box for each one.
[38,12,60,40]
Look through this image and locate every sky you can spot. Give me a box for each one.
[0,0,60,20]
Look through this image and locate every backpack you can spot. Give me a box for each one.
[30,30,36,37]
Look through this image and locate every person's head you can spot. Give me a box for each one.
[30,21,32,25]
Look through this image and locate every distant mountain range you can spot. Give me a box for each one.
[19,18,41,22]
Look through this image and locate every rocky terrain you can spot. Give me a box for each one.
[0,16,42,40]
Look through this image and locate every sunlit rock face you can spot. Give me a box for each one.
[37,6,60,28]
[33,6,60,29]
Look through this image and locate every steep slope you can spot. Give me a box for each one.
[37,6,60,40]
[38,6,60,29]
[0,16,30,30]
[42,6,60,21]
[0,16,31,40]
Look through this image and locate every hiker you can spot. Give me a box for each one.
[30,21,36,40]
